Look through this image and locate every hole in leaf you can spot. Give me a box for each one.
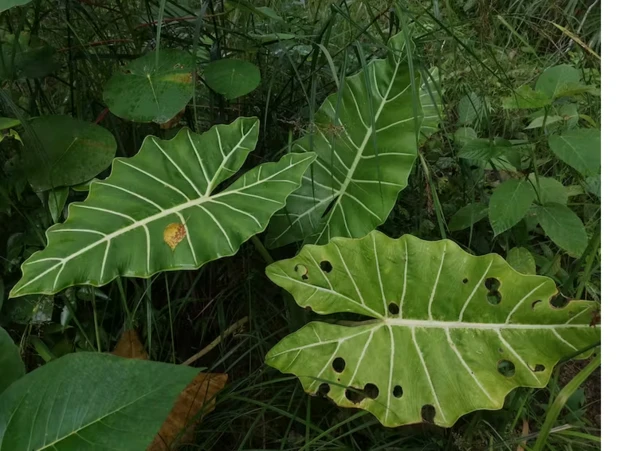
[332,357,345,373]
[388,302,399,315]
[320,261,333,273]
[294,264,309,280]
[498,347,504,353]
[317,383,330,397]
[393,385,403,398]
[462,278,469,284]
[533,364,545,372]
[364,383,379,399]
[550,295,569,309]
[485,277,501,291]
[497,360,515,377]
[487,291,502,305]
[421,405,436,423]
[531,300,542,309]
[321,197,338,218]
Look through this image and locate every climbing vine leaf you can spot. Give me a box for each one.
[11,117,316,297]
[265,231,600,427]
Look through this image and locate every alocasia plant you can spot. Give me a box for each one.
[10,117,316,297]
[266,32,442,248]
[265,231,600,427]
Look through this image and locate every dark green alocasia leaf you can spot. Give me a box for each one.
[448,202,488,231]
[0,327,24,395]
[535,64,581,100]
[103,49,194,124]
[0,0,32,13]
[266,32,437,248]
[528,175,568,205]
[506,247,536,275]
[203,59,261,100]
[10,117,316,297]
[265,231,600,427]
[23,116,117,192]
[0,352,199,450]
[535,203,588,257]
[548,129,601,176]
[48,186,69,222]
[502,85,551,110]
[489,179,536,235]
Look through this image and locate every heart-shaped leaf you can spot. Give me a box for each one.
[203,59,261,100]
[266,32,440,247]
[0,327,24,395]
[103,50,194,124]
[0,352,199,450]
[10,117,316,297]
[265,231,600,427]
[23,115,117,192]
[535,64,582,100]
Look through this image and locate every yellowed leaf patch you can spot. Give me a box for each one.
[164,223,186,250]
[111,330,227,450]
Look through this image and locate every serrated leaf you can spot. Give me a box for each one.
[10,117,316,297]
[502,85,551,109]
[536,203,588,257]
[528,175,568,205]
[265,231,600,427]
[535,64,581,100]
[0,352,199,450]
[203,59,261,100]
[489,179,536,235]
[506,247,536,275]
[103,50,194,124]
[22,116,117,192]
[0,327,24,395]
[266,33,435,248]
[548,129,600,176]
[448,203,488,231]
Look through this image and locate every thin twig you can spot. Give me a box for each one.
[182,316,249,366]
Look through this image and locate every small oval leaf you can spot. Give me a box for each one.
[203,59,261,100]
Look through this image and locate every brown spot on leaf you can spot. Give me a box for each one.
[159,72,193,84]
[164,223,186,250]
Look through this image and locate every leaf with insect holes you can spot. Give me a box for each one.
[266,31,441,248]
[265,231,600,427]
[10,117,316,297]
[0,352,199,450]
[103,50,194,124]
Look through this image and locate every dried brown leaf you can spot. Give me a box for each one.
[112,329,149,360]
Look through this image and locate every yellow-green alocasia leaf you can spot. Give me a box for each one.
[11,117,316,297]
[265,231,600,427]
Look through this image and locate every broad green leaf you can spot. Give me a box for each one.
[0,327,24,394]
[10,117,316,297]
[265,231,600,427]
[255,6,283,21]
[458,138,511,160]
[248,32,297,42]
[103,50,194,124]
[0,118,20,130]
[453,127,477,146]
[528,175,568,205]
[265,33,425,248]
[535,203,588,257]
[525,115,563,129]
[583,175,600,198]
[535,64,581,100]
[0,33,56,80]
[48,186,69,222]
[489,179,536,235]
[506,247,536,275]
[448,203,488,231]
[458,92,488,125]
[0,0,32,13]
[502,85,551,110]
[0,352,199,450]
[559,103,579,128]
[23,116,116,192]
[548,129,600,176]
[203,59,261,100]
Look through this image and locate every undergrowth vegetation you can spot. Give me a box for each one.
[0,1,601,450]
